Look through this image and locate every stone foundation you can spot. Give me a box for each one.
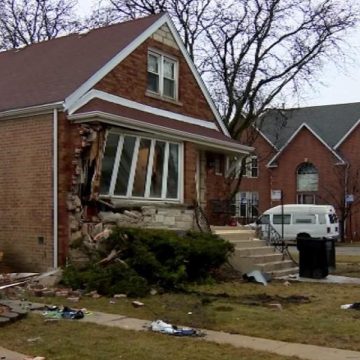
[98,205,195,231]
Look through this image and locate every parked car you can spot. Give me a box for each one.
[249,204,339,241]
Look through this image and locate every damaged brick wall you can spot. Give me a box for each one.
[61,123,199,266]
[62,121,106,264]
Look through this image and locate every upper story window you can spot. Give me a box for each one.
[297,162,318,191]
[100,132,182,201]
[244,156,258,178]
[147,51,178,100]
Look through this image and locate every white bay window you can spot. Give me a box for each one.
[100,132,182,200]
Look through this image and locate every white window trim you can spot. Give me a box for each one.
[147,49,179,100]
[101,131,183,202]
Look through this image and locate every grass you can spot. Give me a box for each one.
[2,254,360,357]
[19,278,360,352]
[0,314,300,360]
[334,255,360,277]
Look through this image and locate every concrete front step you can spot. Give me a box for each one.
[215,232,256,241]
[213,226,298,277]
[270,267,299,278]
[231,239,267,248]
[256,260,295,272]
[243,253,284,264]
[234,246,275,256]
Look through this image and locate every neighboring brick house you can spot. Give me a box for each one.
[236,103,360,240]
[0,13,252,272]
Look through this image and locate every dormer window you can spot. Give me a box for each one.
[147,51,177,100]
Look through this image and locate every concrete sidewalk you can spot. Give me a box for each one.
[3,301,360,360]
[81,310,360,360]
[0,346,29,360]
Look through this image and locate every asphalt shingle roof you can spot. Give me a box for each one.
[259,102,360,149]
[0,13,163,112]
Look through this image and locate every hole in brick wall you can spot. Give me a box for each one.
[37,236,44,245]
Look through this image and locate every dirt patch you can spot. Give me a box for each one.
[239,293,311,306]
[183,289,311,307]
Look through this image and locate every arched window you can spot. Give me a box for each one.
[297,163,318,192]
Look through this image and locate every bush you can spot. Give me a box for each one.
[62,263,150,297]
[63,227,234,296]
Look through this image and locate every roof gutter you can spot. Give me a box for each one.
[53,108,59,269]
[0,102,63,120]
[68,111,253,155]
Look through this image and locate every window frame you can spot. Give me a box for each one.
[100,130,183,202]
[244,155,258,178]
[235,191,259,219]
[226,155,258,178]
[297,193,316,204]
[297,162,318,191]
[147,49,179,100]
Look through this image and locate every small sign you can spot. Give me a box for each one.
[345,194,354,204]
[271,190,282,201]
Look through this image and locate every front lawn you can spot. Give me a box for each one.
[22,277,360,352]
[0,314,299,360]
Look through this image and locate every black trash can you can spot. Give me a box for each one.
[297,237,335,279]
[325,238,336,271]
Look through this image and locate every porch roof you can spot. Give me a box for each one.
[69,98,253,154]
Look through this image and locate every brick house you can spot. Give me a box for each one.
[236,103,360,240]
[0,13,252,272]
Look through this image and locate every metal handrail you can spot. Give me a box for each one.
[260,224,288,256]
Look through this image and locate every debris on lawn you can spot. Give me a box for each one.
[113,294,127,299]
[42,305,85,320]
[243,270,271,286]
[268,303,283,311]
[149,319,205,337]
[340,303,360,310]
[132,301,144,308]
[27,337,42,343]
[87,290,102,299]
[0,273,38,290]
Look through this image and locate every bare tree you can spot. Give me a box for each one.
[89,0,359,137]
[86,0,215,61]
[0,0,81,50]
[318,163,360,241]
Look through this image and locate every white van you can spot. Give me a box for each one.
[254,204,339,241]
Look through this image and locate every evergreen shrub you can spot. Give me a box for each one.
[62,227,233,297]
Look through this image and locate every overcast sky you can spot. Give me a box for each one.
[76,0,360,108]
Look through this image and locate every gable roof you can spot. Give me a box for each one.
[267,123,345,167]
[0,14,164,113]
[259,102,360,150]
[0,13,230,137]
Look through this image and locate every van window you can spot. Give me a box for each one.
[259,214,270,224]
[328,214,338,224]
[318,214,326,224]
[273,214,291,224]
[293,214,316,224]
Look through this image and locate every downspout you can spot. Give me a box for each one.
[53,108,59,268]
